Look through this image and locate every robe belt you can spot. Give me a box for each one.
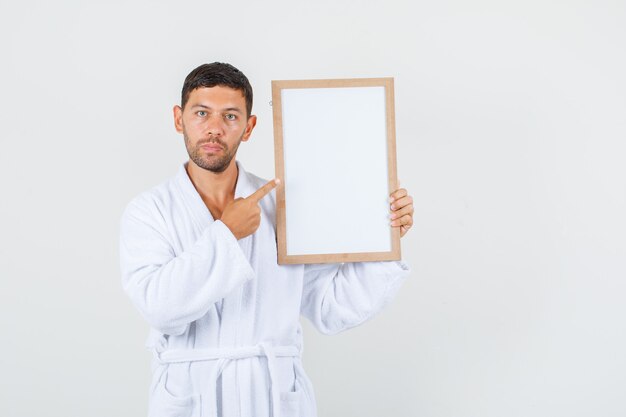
[154,344,300,417]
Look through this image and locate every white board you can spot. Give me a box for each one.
[272,78,401,264]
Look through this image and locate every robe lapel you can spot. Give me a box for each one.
[176,159,255,241]
[232,160,256,259]
[176,162,212,233]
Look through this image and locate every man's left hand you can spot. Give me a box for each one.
[389,188,414,238]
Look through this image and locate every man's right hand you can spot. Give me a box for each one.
[220,179,280,240]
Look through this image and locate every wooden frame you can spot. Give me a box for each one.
[272,78,401,264]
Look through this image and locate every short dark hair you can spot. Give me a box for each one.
[181,62,253,116]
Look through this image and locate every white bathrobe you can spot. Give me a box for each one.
[119,160,410,417]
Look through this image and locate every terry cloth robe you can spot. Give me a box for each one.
[119,160,410,417]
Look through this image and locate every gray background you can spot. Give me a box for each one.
[1,1,625,416]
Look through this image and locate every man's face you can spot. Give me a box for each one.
[174,86,256,173]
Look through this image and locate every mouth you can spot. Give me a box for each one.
[200,143,223,152]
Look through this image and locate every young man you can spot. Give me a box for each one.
[119,62,414,417]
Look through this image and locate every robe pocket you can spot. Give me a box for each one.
[280,390,301,417]
[149,378,201,417]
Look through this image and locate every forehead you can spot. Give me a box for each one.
[186,85,245,108]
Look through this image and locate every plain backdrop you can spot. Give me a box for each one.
[1,1,625,416]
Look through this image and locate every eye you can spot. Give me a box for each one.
[224,113,237,121]
[196,111,207,117]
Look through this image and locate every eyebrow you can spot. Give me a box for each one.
[190,104,243,114]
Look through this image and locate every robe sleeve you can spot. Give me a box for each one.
[300,260,410,335]
[119,199,256,336]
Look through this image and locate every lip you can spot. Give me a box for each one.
[201,144,223,152]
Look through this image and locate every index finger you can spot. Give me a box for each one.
[247,178,280,202]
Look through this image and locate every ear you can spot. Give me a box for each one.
[241,115,257,142]
[173,105,183,133]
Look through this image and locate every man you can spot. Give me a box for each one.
[119,62,414,417]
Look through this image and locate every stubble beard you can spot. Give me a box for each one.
[184,129,243,173]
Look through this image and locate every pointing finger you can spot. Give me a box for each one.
[247,178,280,203]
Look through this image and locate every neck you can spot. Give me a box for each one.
[186,159,239,216]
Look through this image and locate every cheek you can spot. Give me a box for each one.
[186,120,209,138]
[189,118,205,129]
[226,122,247,135]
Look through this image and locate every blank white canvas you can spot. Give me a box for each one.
[281,86,392,255]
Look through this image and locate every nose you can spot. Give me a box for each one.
[204,113,225,136]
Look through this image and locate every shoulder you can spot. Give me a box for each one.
[245,170,269,189]
[120,175,178,225]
